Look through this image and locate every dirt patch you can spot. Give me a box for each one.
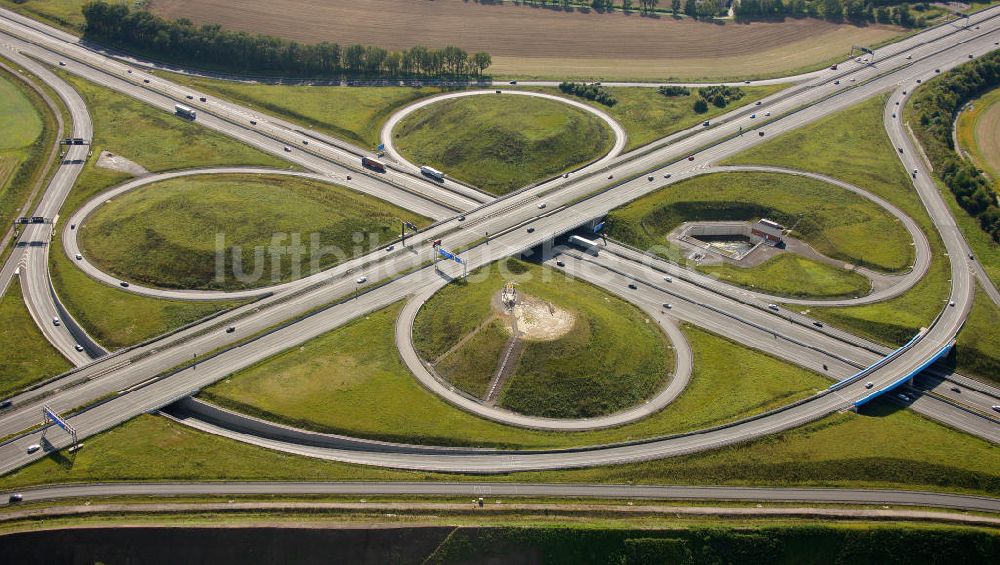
[147,0,901,80]
[96,150,148,176]
[504,294,575,341]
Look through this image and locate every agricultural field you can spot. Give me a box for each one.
[147,0,903,81]
[395,95,613,195]
[0,280,71,398]
[80,174,430,291]
[957,85,1000,191]
[204,289,827,448]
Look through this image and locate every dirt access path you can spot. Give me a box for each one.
[148,0,902,80]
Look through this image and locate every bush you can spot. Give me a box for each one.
[693,98,709,113]
[658,85,691,97]
[558,81,617,107]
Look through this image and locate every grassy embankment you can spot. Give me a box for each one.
[395,95,613,195]
[0,66,51,242]
[605,171,910,298]
[724,95,953,346]
[951,286,1000,385]
[48,73,287,349]
[0,280,72,398]
[80,174,430,291]
[203,292,828,448]
[2,395,996,495]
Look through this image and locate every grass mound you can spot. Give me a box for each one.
[395,95,613,195]
[80,174,429,291]
[414,259,672,419]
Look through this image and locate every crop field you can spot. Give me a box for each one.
[957,86,1000,191]
[146,0,902,81]
[80,174,430,291]
[203,290,826,448]
[605,171,913,273]
[395,95,613,195]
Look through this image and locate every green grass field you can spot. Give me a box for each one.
[0,280,71,398]
[3,394,996,495]
[0,66,52,247]
[413,260,672,418]
[42,73,288,348]
[80,173,430,291]
[0,75,43,151]
[49,240,247,350]
[155,71,450,149]
[395,95,613,195]
[951,286,1000,385]
[58,72,289,215]
[725,96,953,346]
[606,170,913,273]
[700,254,871,299]
[0,0,94,32]
[203,291,826,448]
[543,84,789,152]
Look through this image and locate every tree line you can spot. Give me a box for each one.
[559,82,618,106]
[910,50,1000,243]
[735,0,937,28]
[81,2,492,78]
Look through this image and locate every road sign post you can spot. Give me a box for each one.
[42,405,78,450]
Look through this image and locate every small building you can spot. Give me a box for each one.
[751,219,784,246]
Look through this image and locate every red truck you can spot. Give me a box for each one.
[362,157,386,173]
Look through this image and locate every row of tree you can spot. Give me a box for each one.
[910,51,1000,243]
[735,0,934,27]
[81,2,491,77]
[559,82,618,106]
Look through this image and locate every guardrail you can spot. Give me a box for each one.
[854,340,956,408]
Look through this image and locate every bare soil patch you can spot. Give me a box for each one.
[95,150,148,176]
[147,0,901,80]
[504,294,575,341]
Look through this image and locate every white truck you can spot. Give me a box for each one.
[174,104,196,120]
[420,165,445,181]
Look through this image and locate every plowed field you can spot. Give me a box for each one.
[148,0,902,80]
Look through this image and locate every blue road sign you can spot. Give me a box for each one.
[44,406,70,434]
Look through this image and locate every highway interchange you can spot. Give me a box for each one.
[0,4,998,509]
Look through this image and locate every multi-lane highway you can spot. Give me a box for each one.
[0,6,996,478]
